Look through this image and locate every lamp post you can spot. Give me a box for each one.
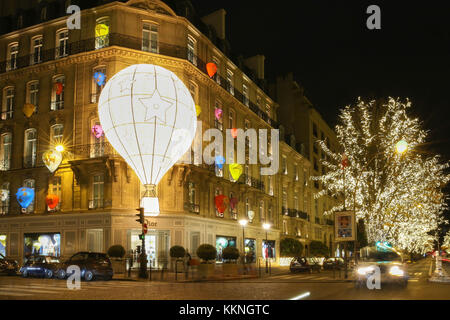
[239,219,248,264]
[263,223,271,273]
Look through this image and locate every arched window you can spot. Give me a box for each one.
[187,35,196,65]
[23,178,35,213]
[31,35,43,65]
[142,22,158,53]
[0,182,10,215]
[51,75,65,110]
[50,124,64,146]
[90,174,104,209]
[95,17,110,49]
[6,43,18,71]
[24,128,37,168]
[0,133,12,170]
[26,81,39,112]
[2,86,15,120]
[55,29,68,58]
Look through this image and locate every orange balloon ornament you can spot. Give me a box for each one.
[230,128,238,139]
[46,194,59,210]
[23,103,36,118]
[206,62,217,78]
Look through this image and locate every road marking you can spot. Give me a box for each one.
[290,291,310,300]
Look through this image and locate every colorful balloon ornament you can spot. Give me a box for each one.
[214,108,223,120]
[195,104,201,117]
[91,124,104,139]
[54,82,63,95]
[23,103,36,118]
[94,72,106,86]
[46,194,60,210]
[215,155,226,169]
[229,163,243,181]
[206,62,217,78]
[247,210,255,222]
[16,187,34,209]
[230,128,238,139]
[229,197,238,210]
[95,23,109,38]
[214,195,229,214]
[42,150,63,173]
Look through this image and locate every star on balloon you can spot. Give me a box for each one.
[139,90,174,123]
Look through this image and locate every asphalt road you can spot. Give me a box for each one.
[0,258,449,300]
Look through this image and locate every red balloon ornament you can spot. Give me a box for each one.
[46,194,59,210]
[214,195,228,214]
[206,62,217,78]
[231,128,238,139]
[54,82,63,95]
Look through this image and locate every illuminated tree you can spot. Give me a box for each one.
[313,97,449,253]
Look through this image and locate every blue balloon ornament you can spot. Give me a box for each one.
[215,155,225,169]
[16,187,34,209]
[94,72,106,86]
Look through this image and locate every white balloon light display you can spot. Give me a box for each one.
[98,64,197,216]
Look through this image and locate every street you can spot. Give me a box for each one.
[0,258,449,300]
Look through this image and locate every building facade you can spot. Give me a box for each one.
[0,0,321,266]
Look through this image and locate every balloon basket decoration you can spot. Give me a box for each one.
[141,184,160,217]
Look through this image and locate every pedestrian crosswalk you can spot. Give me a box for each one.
[0,279,150,298]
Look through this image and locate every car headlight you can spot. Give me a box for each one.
[389,266,404,276]
[357,266,375,275]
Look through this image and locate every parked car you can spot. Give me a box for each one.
[290,257,321,273]
[0,253,19,275]
[20,255,60,278]
[323,257,345,270]
[354,245,409,288]
[56,252,113,281]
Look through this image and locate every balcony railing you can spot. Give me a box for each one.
[88,199,104,209]
[0,33,278,128]
[0,204,9,215]
[0,159,11,171]
[72,142,117,159]
[238,174,265,192]
[184,202,200,214]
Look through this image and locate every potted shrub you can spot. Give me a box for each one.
[222,247,240,276]
[170,245,186,272]
[196,244,217,279]
[107,244,126,274]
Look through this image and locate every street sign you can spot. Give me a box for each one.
[335,210,356,242]
[143,223,148,234]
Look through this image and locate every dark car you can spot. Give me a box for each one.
[290,257,321,273]
[20,255,60,278]
[56,252,113,281]
[323,257,345,270]
[0,253,19,275]
[354,245,409,288]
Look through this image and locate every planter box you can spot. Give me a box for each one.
[197,263,215,279]
[110,258,126,274]
[222,263,239,276]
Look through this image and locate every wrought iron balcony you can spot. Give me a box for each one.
[88,199,104,209]
[237,174,265,191]
[71,142,117,160]
[184,202,200,214]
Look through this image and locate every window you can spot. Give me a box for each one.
[268,205,272,222]
[91,175,104,209]
[7,43,18,71]
[229,191,237,220]
[40,6,47,21]
[282,188,287,214]
[27,81,39,112]
[245,197,250,218]
[283,220,288,235]
[214,100,223,131]
[313,157,318,171]
[50,124,64,145]
[187,36,196,65]
[212,57,220,85]
[215,162,223,177]
[245,165,251,185]
[256,96,261,108]
[2,87,14,120]
[294,195,299,211]
[215,188,223,218]
[24,128,37,168]
[142,23,158,53]
[295,164,299,181]
[95,17,110,50]
[23,179,35,213]
[31,36,43,65]
[268,175,273,196]
[259,200,264,222]
[92,67,106,103]
[48,176,61,211]
[90,119,105,157]
[312,122,318,137]
[266,103,271,118]
[0,182,10,215]
[51,76,65,110]
[242,84,249,106]
[56,29,68,58]
[228,109,234,129]
[0,133,12,171]
[188,182,196,205]
[282,156,287,175]
[226,70,234,95]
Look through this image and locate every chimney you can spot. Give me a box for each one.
[201,9,226,40]
[243,55,265,80]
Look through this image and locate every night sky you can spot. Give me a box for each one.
[189,0,450,161]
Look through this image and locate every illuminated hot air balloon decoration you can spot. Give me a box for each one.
[94,71,106,86]
[230,128,238,139]
[229,163,243,181]
[42,150,62,173]
[46,194,59,210]
[215,155,225,169]
[98,64,197,216]
[195,104,201,117]
[91,124,104,139]
[95,23,109,38]
[54,82,63,95]
[214,108,222,121]
[215,195,229,216]
[16,187,34,209]
[206,62,217,78]
[23,103,36,118]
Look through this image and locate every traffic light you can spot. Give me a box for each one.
[139,234,145,240]
[136,207,144,224]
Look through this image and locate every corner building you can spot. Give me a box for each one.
[0,0,313,266]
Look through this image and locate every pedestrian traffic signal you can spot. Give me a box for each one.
[139,233,145,240]
[136,207,144,224]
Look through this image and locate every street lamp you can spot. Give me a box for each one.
[239,219,248,264]
[263,223,271,273]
